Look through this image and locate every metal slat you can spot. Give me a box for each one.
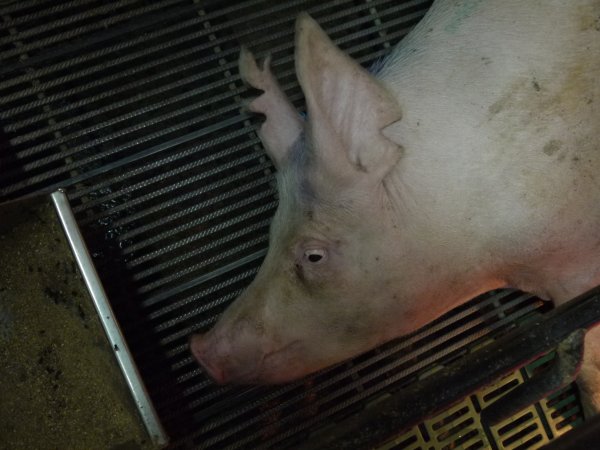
[0,0,141,47]
[0,15,203,105]
[0,104,246,196]
[68,130,258,205]
[0,0,100,31]
[77,154,269,231]
[0,0,56,15]
[131,218,272,281]
[107,159,273,232]
[0,0,425,200]
[126,202,275,271]
[5,80,242,170]
[0,0,222,77]
[0,0,187,61]
[147,269,257,320]
[138,234,269,294]
[1,0,417,131]
[0,0,302,110]
[141,248,268,308]
[121,190,276,256]
[3,44,234,140]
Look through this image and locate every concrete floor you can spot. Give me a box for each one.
[0,196,156,450]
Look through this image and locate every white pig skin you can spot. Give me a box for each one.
[190,0,600,415]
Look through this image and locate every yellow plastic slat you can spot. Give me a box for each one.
[425,399,491,450]
[489,406,549,450]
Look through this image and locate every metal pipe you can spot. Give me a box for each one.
[51,189,168,447]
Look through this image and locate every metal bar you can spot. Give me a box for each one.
[1,5,418,146]
[77,155,268,226]
[120,193,276,256]
[0,0,55,15]
[0,0,100,30]
[107,159,273,231]
[0,0,141,46]
[148,268,257,321]
[130,218,272,280]
[50,189,168,447]
[0,112,246,199]
[8,66,244,155]
[294,286,600,450]
[138,235,269,296]
[0,14,203,97]
[125,205,275,268]
[480,329,584,427]
[140,248,267,308]
[68,129,256,205]
[6,83,245,168]
[0,0,190,70]
[0,0,417,117]
[0,0,288,105]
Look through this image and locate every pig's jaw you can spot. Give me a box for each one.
[190,332,306,384]
[255,339,307,384]
[190,338,226,383]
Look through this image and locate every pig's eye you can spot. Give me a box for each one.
[303,248,327,264]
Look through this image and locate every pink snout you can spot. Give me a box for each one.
[189,333,229,384]
[190,330,307,384]
[190,331,267,384]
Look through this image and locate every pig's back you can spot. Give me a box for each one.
[377,0,600,300]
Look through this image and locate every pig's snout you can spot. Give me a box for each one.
[190,328,268,384]
[189,333,229,384]
[190,324,308,385]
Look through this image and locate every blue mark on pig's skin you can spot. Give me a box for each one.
[369,56,387,75]
[287,131,307,170]
[277,131,317,208]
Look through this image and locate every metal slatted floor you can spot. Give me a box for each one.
[0,1,580,448]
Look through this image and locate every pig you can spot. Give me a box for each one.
[190,0,600,414]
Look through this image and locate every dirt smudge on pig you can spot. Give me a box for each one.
[543,140,563,157]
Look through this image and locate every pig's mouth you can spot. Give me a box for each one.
[193,349,226,384]
[192,336,303,385]
[255,339,304,384]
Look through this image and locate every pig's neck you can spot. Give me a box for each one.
[381,169,507,335]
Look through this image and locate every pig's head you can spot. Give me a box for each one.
[190,14,427,384]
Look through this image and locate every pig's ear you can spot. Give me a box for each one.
[239,47,304,170]
[295,14,402,183]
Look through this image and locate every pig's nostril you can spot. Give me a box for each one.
[189,334,227,384]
